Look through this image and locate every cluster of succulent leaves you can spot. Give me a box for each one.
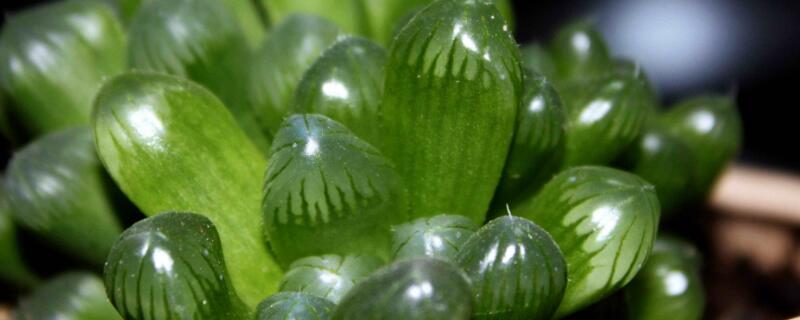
[0,0,741,319]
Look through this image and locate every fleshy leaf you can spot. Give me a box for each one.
[92,72,281,307]
[549,20,611,80]
[256,292,335,320]
[456,215,567,320]
[0,0,126,135]
[17,272,121,320]
[378,0,522,223]
[263,114,408,265]
[513,166,660,316]
[127,0,269,151]
[391,214,479,262]
[291,37,386,144]
[104,212,250,320]
[249,15,340,136]
[624,235,705,320]
[0,185,38,288]
[279,254,383,303]
[659,95,742,200]
[3,128,122,265]
[219,0,268,48]
[520,44,557,80]
[493,70,565,208]
[332,258,473,320]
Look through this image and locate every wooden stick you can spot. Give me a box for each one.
[710,164,800,225]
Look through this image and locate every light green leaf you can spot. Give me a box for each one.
[279,254,383,303]
[391,214,479,262]
[17,272,121,320]
[256,292,335,320]
[0,184,38,288]
[549,20,611,80]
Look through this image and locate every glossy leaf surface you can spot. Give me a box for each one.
[391,214,479,262]
[0,0,126,135]
[625,236,705,320]
[263,114,407,265]
[379,0,522,223]
[559,72,654,167]
[520,44,557,80]
[0,185,38,288]
[291,37,386,144]
[660,95,742,199]
[93,72,280,307]
[622,124,694,215]
[493,71,565,207]
[279,254,383,303]
[549,20,611,80]
[332,258,473,320]
[249,15,340,136]
[256,292,335,320]
[513,166,660,316]
[128,0,269,151]
[3,128,122,265]
[17,272,121,320]
[457,216,567,320]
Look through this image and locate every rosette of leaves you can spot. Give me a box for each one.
[249,15,340,137]
[17,272,121,320]
[104,212,251,320]
[92,72,281,307]
[2,127,123,265]
[0,0,126,135]
[457,215,567,319]
[378,0,522,224]
[333,258,473,320]
[279,254,383,303]
[263,114,408,265]
[255,292,336,320]
[0,184,38,288]
[391,214,479,262]
[513,166,660,317]
[127,0,269,151]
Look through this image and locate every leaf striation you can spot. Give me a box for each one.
[279,254,383,303]
[391,214,479,262]
[255,292,335,320]
[18,272,121,320]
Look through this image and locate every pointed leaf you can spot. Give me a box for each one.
[92,72,281,307]
[332,258,473,320]
[128,0,269,151]
[291,37,386,144]
[391,214,479,262]
[660,95,742,199]
[456,215,567,320]
[493,71,565,208]
[17,272,120,320]
[249,15,340,136]
[263,114,408,265]
[624,236,705,320]
[256,292,335,320]
[513,166,660,317]
[3,128,122,265]
[279,254,383,303]
[105,212,250,320]
[0,185,38,288]
[0,0,126,135]
[550,20,611,80]
[379,0,522,223]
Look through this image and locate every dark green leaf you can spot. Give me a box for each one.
[659,95,742,200]
[456,215,567,320]
[378,0,522,224]
[291,37,386,144]
[493,71,565,208]
[263,114,408,265]
[624,235,705,320]
[513,166,660,317]
[127,0,270,151]
[279,254,383,303]
[256,292,335,320]
[549,20,611,80]
[92,72,281,307]
[332,258,473,320]
[249,15,340,136]
[105,212,250,320]
[3,128,122,265]
[0,185,38,288]
[391,214,479,262]
[0,0,126,135]
[520,44,557,79]
[17,272,121,320]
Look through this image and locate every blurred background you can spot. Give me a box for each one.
[2,0,800,319]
